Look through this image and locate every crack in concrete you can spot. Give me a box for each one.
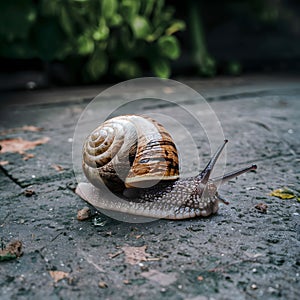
[0,165,23,188]
[0,166,75,188]
[206,87,300,102]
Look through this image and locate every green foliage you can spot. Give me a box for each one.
[151,58,170,78]
[0,0,185,81]
[158,36,180,60]
[188,1,217,77]
[226,61,242,76]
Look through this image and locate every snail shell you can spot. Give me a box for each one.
[77,115,257,220]
[82,115,179,193]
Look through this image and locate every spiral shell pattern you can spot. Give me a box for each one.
[82,115,179,192]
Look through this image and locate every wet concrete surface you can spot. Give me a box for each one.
[0,75,299,299]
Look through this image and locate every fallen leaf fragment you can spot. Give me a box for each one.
[270,187,297,200]
[23,153,35,160]
[254,203,268,213]
[0,160,9,166]
[77,207,91,221]
[197,276,204,281]
[21,125,43,132]
[49,270,69,283]
[52,164,64,172]
[0,240,23,262]
[24,189,36,197]
[141,269,177,286]
[122,245,149,265]
[0,137,50,158]
[108,250,123,259]
[123,279,131,285]
[98,281,108,288]
[0,125,43,135]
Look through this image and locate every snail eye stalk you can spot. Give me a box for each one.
[197,139,228,184]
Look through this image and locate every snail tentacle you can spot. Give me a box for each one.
[211,164,257,185]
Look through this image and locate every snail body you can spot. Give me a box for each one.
[76,115,257,220]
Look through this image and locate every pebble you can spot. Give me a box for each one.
[98,281,108,288]
[77,207,91,221]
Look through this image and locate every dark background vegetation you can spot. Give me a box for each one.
[1,0,300,90]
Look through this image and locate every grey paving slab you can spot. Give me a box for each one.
[0,75,299,300]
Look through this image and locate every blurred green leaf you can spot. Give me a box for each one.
[85,50,108,80]
[59,6,73,36]
[93,18,109,41]
[188,1,216,77]
[109,14,123,27]
[153,0,165,20]
[227,61,242,76]
[121,0,141,21]
[0,0,184,81]
[158,36,180,60]
[101,0,118,19]
[131,16,152,39]
[143,0,155,17]
[114,60,142,78]
[120,27,136,51]
[77,35,95,55]
[151,58,170,78]
[166,20,186,35]
[40,0,59,17]
[199,55,216,77]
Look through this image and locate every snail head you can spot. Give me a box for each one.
[196,140,257,205]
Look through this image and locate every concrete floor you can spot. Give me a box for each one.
[0,75,299,299]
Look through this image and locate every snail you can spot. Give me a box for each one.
[76,115,257,220]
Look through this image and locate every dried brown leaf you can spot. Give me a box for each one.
[24,189,36,197]
[0,137,50,156]
[52,164,64,172]
[254,203,268,213]
[21,125,43,132]
[49,270,69,283]
[0,125,43,135]
[0,160,9,166]
[23,153,35,160]
[0,240,23,261]
[122,245,149,265]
